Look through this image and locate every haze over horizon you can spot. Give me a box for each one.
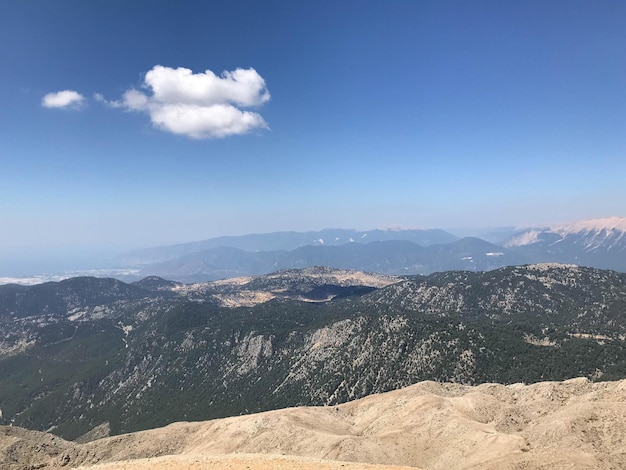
[1,1,625,273]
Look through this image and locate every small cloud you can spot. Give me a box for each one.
[42,90,85,109]
[98,65,270,139]
[94,90,148,110]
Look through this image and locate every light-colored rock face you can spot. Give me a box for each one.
[3,378,626,470]
[172,267,399,307]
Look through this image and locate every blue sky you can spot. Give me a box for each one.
[1,1,625,271]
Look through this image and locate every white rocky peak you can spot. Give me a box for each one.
[551,216,626,235]
[505,230,542,247]
[505,217,626,249]
[379,225,411,231]
[552,217,626,251]
[524,263,580,271]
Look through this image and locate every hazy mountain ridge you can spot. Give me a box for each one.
[124,228,459,265]
[121,217,626,283]
[1,264,626,441]
[136,238,524,282]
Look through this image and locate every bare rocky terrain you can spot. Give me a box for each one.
[2,377,625,470]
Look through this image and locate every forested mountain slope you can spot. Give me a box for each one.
[1,264,625,440]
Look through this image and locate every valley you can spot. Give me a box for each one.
[6,2,623,467]
[2,221,626,468]
[1,264,626,442]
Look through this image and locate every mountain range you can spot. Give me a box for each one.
[2,264,626,441]
[119,217,626,282]
[122,228,459,264]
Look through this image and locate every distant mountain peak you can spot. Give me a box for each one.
[377,225,411,231]
[505,217,626,248]
[551,216,626,235]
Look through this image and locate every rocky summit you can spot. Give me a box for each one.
[2,377,626,470]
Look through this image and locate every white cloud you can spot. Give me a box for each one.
[145,66,270,107]
[150,103,268,139]
[42,90,85,109]
[100,65,270,139]
[120,89,150,110]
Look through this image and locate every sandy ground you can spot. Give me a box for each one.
[3,377,626,470]
[72,453,419,470]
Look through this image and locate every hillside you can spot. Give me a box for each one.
[2,378,625,469]
[1,264,626,441]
